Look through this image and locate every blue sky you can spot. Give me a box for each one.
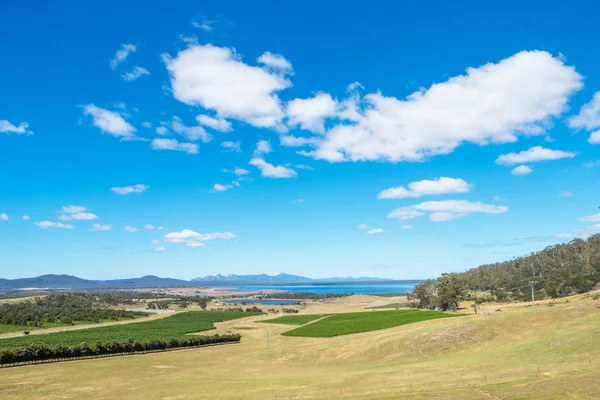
[1,1,600,280]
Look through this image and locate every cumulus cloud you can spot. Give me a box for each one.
[110,44,136,69]
[401,224,412,230]
[90,224,112,231]
[35,221,75,229]
[298,51,582,162]
[286,93,337,133]
[155,126,169,135]
[568,92,600,142]
[124,226,138,232]
[59,212,98,221]
[257,51,293,73]
[367,228,384,235]
[155,246,166,252]
[0,120,32,135]
[121,66,150,82]
[377,177,472,199]
[589,131,600,144]
[0,213,8,221]
[151,138,198,154]
[496,146,576,165]
[388,200,508,222]
[196,115,232,132]
[511,165,533,176]
[110,184,149,195]
[164,229,235,247]
[83,105,137,140]
[171,116,212,142]
[249,157,297,178]
[233,167,250,176]
[163,44,291,129]
[580,213,600,222]
[254,140,272,156]
[221,141,241,152]
[144,225,155,230]
[211,183,232,192]
[22,215,30,220]
[357,224,368,230]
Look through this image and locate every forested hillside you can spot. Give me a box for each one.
[412,234,600,309]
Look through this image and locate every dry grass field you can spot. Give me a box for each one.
[1,292,599,399]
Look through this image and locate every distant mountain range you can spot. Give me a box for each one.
[0,273,396,291]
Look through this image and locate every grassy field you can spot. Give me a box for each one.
[371,292,406,297]
[282,309,461,337]
[0,324,30,334]
[0,311,257,350]
[259,314,329,325]
[1,293,599,399]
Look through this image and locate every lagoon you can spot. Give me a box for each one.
[216,282,420,295]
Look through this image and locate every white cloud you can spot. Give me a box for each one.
[171,116,212,142]
[124,226,138,232]
[61,205,87,214]
[163,44,291,129]
[110,184,149,195]
[357,224,368,230]
[300,51,582,162]
[221,141,241,152]
[388,200,508,222]
[155,246,167,252]
[568,92,600,133]
[367,228,384,235]
[155,126,169,135]
[589,131,600,144]
[257,51,293,73]
[580,213,600,222]
[511,165,533,176]
[496,146,575,165]
[58,212,98,221]
[0,213,8,221]
[0,120,32,135]
[164,229,235,247]
[279,135,319,147]
[234,167,250,176]
[401,225,412,230]
[22,215,30,221]
[582,160,600,168]
[121,66,149,82]
[157,226,165,230]
[196,115,232,132]
[151,138,198,154]
[294,198,306,203]
[142,121,152,128]
[35,221,75,229]
[377,177,472,199]
[179,34,199,45]
[152,239,160,245]
[556,224,600,241]
[212,183,232,192]
[286,93,337,133]
[83,105,137,140]
[254,140,272,156]
[560,191,573,197]
[144,224,155,230]
[110,44,136,69]
[191,19,215,32]
[90,224,112,231]
[249,157,297,178]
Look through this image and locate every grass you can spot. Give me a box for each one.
[1,293,599,399]
[371,292,406,297]
[259,314,329,325]
[0,324,31,334]
[0,311,257,350]
[282,309,462,337]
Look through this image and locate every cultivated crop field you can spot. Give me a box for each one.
[0,311,257,350]
[282,309,461,337]
[259,314,329,325]
[0,324,30,334]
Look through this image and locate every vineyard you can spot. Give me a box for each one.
[0,311,259,365]
[259,314,329,325]
[281,309,462,337]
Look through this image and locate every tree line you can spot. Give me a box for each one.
[410,234,600,311]
[0,333,241,366]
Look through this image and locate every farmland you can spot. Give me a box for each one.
[282,309,462,337]
[0,311,257,351]
[259,314,329,325]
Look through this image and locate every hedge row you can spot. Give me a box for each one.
[0,333,241,366]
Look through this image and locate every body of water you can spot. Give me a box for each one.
[221,299,300,305]
[216,282,420,295]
